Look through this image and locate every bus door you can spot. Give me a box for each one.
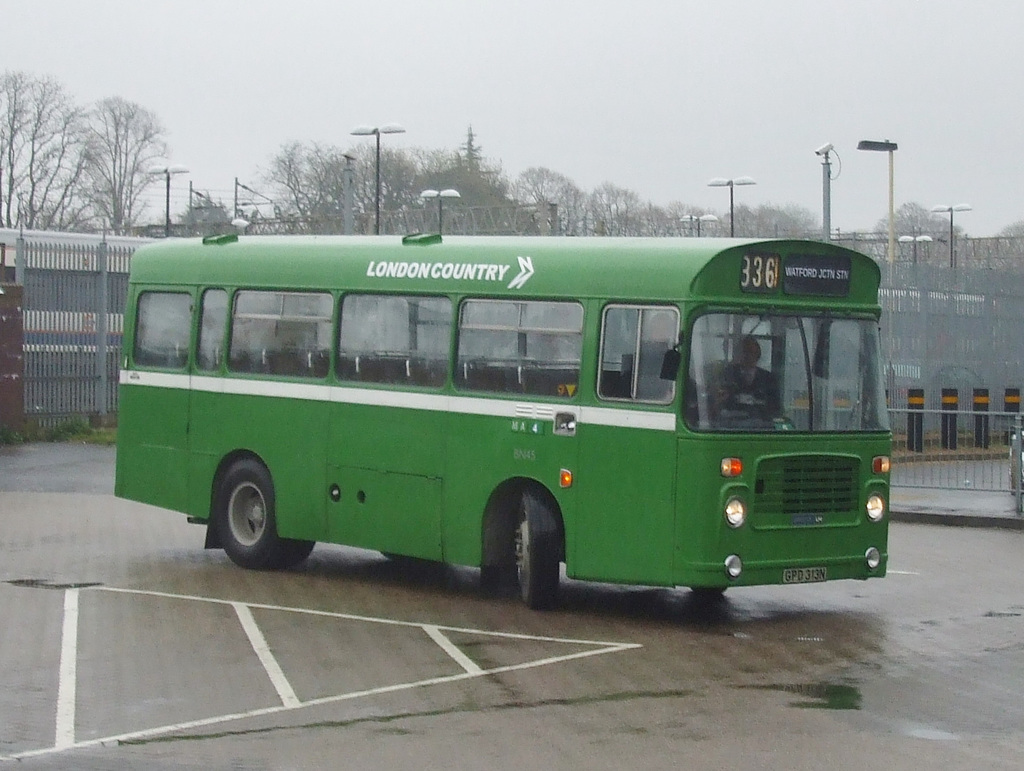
[572,305,679,585]
[325,294,450,561]
[115,289,193,512]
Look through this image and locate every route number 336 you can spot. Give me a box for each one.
[740,253,780,292]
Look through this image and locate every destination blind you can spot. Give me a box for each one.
[782,254,852,297]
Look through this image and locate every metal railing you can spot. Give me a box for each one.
[890,406,1022,504]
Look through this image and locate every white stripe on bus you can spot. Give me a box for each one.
[120,369,677,432]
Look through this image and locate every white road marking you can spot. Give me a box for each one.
[232,602,301,708]
[54,588,79,750]
[888,570,919,575]
[2,585,641,762]
[95,585,634,647]
[8,642,640,761]
[423,624,483,674]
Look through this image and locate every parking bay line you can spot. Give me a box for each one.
[423,624,484,675]
[3,585,641,762]
[55,588,79,750]
[232,602,301,708]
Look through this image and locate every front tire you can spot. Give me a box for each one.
[515,490,561,610]
[214,459,314,570]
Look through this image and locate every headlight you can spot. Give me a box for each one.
[866,493,886,522]
[724,497,747,528]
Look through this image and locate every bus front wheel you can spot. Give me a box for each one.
[215,459,314,570]
[515,490,561,610]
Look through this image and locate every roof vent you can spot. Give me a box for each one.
[202,233,239,246]
[402,233,443,246]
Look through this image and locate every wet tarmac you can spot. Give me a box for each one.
[2,443,1023,769]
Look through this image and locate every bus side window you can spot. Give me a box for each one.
[456,299,583,398]
[133,291,192,370]
[337,294,452,388]
[197,289,228,372]
[228,290,332,379]
[598,305,678,404]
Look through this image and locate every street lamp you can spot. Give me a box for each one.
[351,123,406,234]
[930,204,972,269]
[707,177,756,236]
[856,139,898,264]
[682,213,718,236]
[420,189,461,234]
[898,234,933,264]
[148,163,189,237]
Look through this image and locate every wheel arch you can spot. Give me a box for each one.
[204,449,269,550]
[480,476,565,569]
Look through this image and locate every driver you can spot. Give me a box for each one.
[717,334,781,420]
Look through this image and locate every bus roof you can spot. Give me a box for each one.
[127,235,880,307]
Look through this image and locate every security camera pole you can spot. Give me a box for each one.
[815,143,833,242]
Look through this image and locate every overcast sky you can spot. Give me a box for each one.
[5,0,1023,235]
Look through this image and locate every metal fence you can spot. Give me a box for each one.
[7,227,1024,478]
[890,408,1020,492]
[2,229,145,429]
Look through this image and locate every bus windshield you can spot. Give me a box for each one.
[687,312,889,433]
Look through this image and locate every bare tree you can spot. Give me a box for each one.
[352,143,421,227]
[872,202,949,241]
[587,182,646,236]
[512,166,588,233]
[262,141,353,233]
[265,141,424,233]
[0,71,91,229]
[84,96,166,234]
[998,220,1024,238]
[735,202,818,238]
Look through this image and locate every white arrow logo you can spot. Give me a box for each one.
[507,255,535,289]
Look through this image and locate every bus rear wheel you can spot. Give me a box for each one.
[514,490,561,610]
[215,459,314,570]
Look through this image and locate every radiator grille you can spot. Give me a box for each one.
[755,455,858,516]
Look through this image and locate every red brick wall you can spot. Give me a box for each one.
[0,284,24,434]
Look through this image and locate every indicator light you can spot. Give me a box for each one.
[721,457,743,477]
[873,456,891,474]
[559,468,573,488]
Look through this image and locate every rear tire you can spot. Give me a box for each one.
[515,490,561,610]
[215,459,314,570]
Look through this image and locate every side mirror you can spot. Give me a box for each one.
[659,348,681,381]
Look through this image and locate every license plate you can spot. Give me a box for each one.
[783,566,827,584]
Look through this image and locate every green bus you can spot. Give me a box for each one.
[115,234,891,609]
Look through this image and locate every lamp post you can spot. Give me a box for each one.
[342,153,356,235]
[682,213,718,236]
[858,139,899,397]
[350,123,406,234]
[148,164,189,237]
[930,204,972,269]
[856,140,898,264]
[420,188,461,234]
[898,234,933,265]
[707,177,756,236]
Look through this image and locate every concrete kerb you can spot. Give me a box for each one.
[890,487,1024,530]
